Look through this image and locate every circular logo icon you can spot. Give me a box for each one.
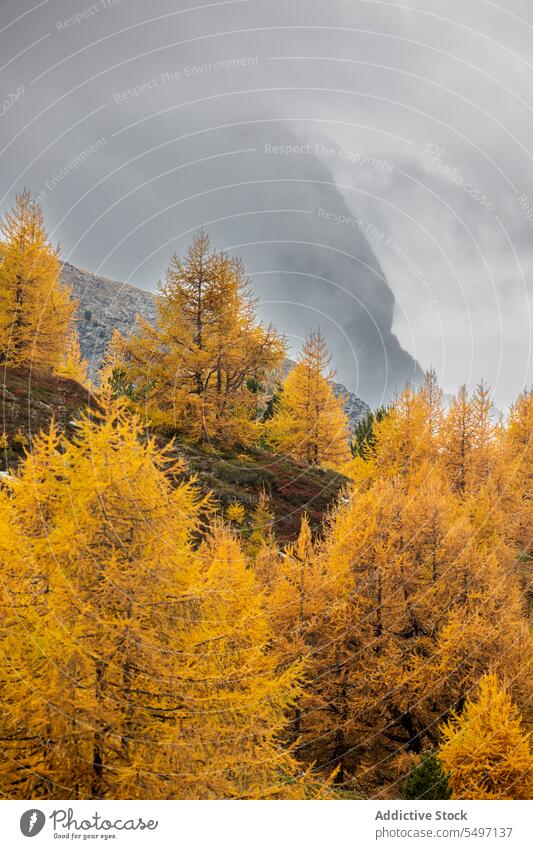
[20,809,46,837]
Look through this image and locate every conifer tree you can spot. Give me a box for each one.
[420,366,444,455]
[346,374,436,485]
[54,328,90,387]
[267,514,355,782]
[191,524,313,798]
[266,329,351,467]
[0,398,315,799]
[97,328,138,402]
[246,489,275,559]
[402,751,452,800]
[269,515,318,670]
[350,405,389,459]
[439,675,533,800]
[289,372,530,791]
[0,191,75,368]
[441,382,496,493]
[121,232,285,447]
[500,389,533,606]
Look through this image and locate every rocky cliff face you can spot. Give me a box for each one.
[62,262,370,429]
[331,380,370,432]
[61,262,156,370]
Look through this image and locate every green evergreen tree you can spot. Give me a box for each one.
[351,406,390,458]
[403,751,452,800]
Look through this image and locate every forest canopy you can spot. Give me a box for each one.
[0,194,531,801]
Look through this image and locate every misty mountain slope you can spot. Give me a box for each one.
[59,120,423,406]
[62,262,370,430]
[141,121,424,405]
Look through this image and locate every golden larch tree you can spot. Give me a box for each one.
[286,371,530,793]
[441,382,496,494]
[0,397,320,799]
[0,191,75,368]
[54,328,90,387]
[246,489,275,560]
[439,675,533,800]
[499,389,533,607]
[345,372,438,485]
[121,232,285,447]
[266,328,351,467]
[267,514,355,784]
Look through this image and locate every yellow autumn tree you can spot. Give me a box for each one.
[121,232,285,447]
[268,515,317,674]
[431,499,530,727]
[439,675,533,799]
[0,397,320,799]
[266,514,355,783]
[98,328,126,389]
[0,191,75,368]
[441,382,496,493]
[54,328,90,387]
[191,524,321,798]
[246,489,275,560]
[344,373,438,486]
[499,389,533,607]
[266,328,351,467]
[285,371,530,793]
[420,366,444,449]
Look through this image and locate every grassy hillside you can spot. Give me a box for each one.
[0,366,348,541]
[171,441,348,543]
[0,366,90,469]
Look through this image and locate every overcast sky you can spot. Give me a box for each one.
[1,0,532,406]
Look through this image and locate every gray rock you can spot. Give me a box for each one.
[61,262,156,372]
[331,380,371,432]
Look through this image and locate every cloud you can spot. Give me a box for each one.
[0,0,531,405]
